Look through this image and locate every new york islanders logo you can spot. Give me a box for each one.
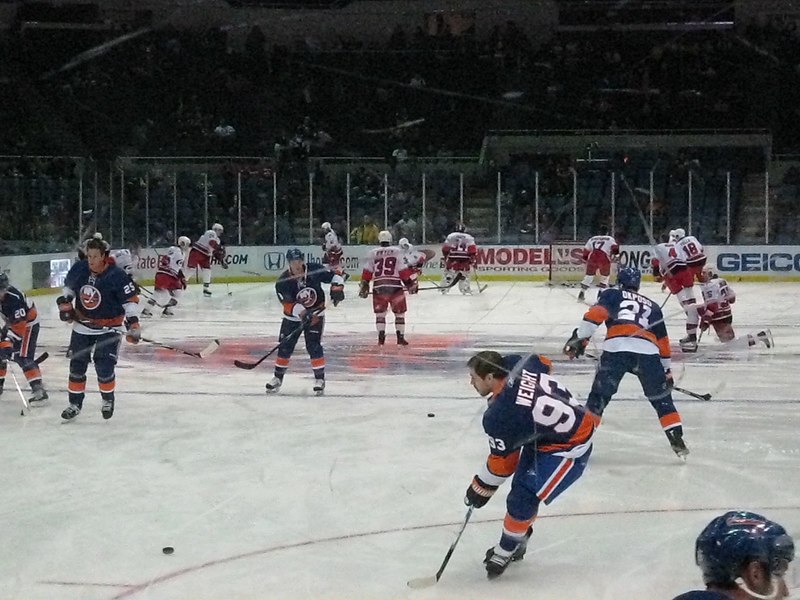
[296,287,318,308]
[80,284,103,310]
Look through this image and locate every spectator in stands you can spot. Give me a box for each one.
[350,215,380,244]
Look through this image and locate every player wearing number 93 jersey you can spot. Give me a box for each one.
[564,266,689,459]
[464,351,596,579]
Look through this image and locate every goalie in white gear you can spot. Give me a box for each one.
[142,236,190,317]
[441,224,478,295]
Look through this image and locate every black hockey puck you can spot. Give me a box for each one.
[427,413,435,418]
[162,546,174,555]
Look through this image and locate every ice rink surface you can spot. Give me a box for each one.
[1,279,798,600]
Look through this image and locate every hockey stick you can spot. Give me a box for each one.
[366,272,464,295]
[673,385,712,402]
[233,321,307,370]
[142,337,220,359]
[472,269,487,293]
[585,352,712,401]
[660,292,672,309]
[8,366,30,416]
[407,506,474,589]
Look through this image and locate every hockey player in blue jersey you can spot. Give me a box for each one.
[57,237,141,421]
[673,511,795,600]
[265,248,345,396]
[463,351,596,579]
[563,266,689,459]
[0,272,48,404]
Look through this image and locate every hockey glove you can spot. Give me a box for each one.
[330,283,345,307]
[358,280,370,299]
[563,328,589,359]
[179,274,188,290]
[0,340,12,361]
[664,369,674,390]
[125,317,141,344]
[464,475,499,509]
[56,295,75,323]
[404,278,418,295]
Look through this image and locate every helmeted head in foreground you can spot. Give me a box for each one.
[695,510,794,599]
[616,266,641,291]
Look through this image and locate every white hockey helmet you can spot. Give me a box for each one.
[212,223,224,234]
[177,236,191,249]
[378,230,393,244]
[670,228,686,242]
[699,265,715,282]
[321,221,332,231]
[398,237,410,250]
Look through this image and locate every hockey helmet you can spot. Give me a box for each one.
[286,247,304,262]
[0,272,9,291]
[177,236,191,249]
[455,222,466,233]
[616,266,641,291]
[321,221,332,231]
[378,230,393,245]
[699,265,715,283]
[398,237,411,250]
[212,223,224,234]
[670,228,686,242]
[695,511,794,589]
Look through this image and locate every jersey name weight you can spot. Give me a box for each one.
[80,284,103,310]
[514,369,539,407]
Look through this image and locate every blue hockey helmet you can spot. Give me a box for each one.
[695,511,795,587]
[617,266,641,291]
[286,248,304,262]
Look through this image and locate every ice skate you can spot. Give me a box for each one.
[484,547,514,579]
[29,383,48,406]
[101,398,115,420]
[161,306,175,317]
[140,306,154,317]
[61,404,81,421]
[0,380,4,396]
[203,285,212,297]
[679,334,698,353]
[511,526,534,562]
[458,280,472,295]
[396,332,408,346]
[666,429,689,459]
[378,331,386,346]
[313,379,325,396]
[756,329,773,348]
[265,376,282,394]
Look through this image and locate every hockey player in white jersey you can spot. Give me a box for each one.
[360,231,418,345]
[186,223,227,296]
[697,267,772,349]
[670,228,706,351]
[578,230,619,302]
[320,222,344,273]
[441,224,478,295]
[399,237,434,278]
[142,237,190,317]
